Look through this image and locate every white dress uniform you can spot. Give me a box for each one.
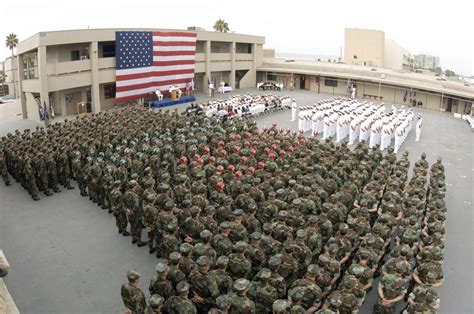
[298,110,305,132]
[394,123,404,153]
[349,115,361,145]
[359,118,372,142]
[291,101,297,121]
[415,115,423,141]
[323,114,331,139]
[380,122,392,151]
[369,119,382,148]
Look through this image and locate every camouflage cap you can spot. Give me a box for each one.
[351,264,365,277]
[328,243,339,253]
[234,241,248,251]
[250,232,262,240]
[307,264,318,274]
[163,196,178,208]
[272,299,290,312]
[165,222,178,232]
[200,229,212,240]
[233,209,244,217]
[258,268,272,280]
[292,198,302,205]
[289,287,305,301]
[155,262,169,273]
[233,278,250,292]
[180,243,193,254]
[176,281,190,293]
[149,294,165,308]
[216,295,232,309]
[296,229,307,239]
[268,256,282,267]
[343,275,358,289]
[169,252,181,261]
[382,274,397,285]
[329,290,342,307]
[196,256,210,267]
[220,221,231,229]
[126,269,141,281]
[128,180,139,188]
[278,210,288,218]
[216,255,229,266]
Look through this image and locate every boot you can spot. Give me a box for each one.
[137,241,147,247]
[67,186,74,190]
[149,247,156,254]
[45,190,53,196]
[132,239,137,244]
[54,187,61,193]
[5,181,11,186]
[32,195,40,201]
[122,231,131,236]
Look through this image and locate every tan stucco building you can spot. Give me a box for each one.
[12,28,264,122]
[344,28,385,68]
[257,58,474,114]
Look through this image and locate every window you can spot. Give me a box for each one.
[71,50,80,61]
[325,77,338,87]
[104,84,116,99]
[353,55,357,59]
[103,44,115,58]
[267,74,277,81]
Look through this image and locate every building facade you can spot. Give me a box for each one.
[344,28,385,67]
[257,58,474,114]
[414,54,440,70]
[0,56,18,97]
[14,28,264,122]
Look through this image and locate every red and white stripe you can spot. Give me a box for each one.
[115,31,196,103]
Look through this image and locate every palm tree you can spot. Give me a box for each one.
[0,71,6,96]
[213,19,229,33]
[5,33,19,98]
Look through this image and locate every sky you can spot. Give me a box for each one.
[1,0,473,76]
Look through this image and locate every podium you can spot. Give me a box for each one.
[170,90,178,100]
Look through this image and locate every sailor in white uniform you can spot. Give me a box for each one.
[415,114,423,141]
[291,100,297,121]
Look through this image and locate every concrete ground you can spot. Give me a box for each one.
[0,88,472,313]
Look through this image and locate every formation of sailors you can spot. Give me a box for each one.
[297,97,418,152]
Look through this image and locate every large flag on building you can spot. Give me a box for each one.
[115,31,197,103]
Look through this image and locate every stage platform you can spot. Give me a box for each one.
[147,96,196,109]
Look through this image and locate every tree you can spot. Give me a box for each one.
[435,67,442,75]
[445,69,456,77]
[0,71,6,96]
[213,19,229,33]
[5,33,18,98]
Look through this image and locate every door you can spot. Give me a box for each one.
[300,75,305,89]
[446,98,453,112]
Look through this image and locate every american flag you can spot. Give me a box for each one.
[115,31,197,103]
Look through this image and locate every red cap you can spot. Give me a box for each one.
[240,156,248,164]
[257,161,265,169]
[247,166,255,174]
[178,156,188,164]
[217,165,224,172]
[203,146,210,153]
[220,150,227,157]
[216,182,225,191]
[227,164,235,172]
[235,171,243,178]
[209,156,216,163]
[249,149,256,157]
[243,141,250,148]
